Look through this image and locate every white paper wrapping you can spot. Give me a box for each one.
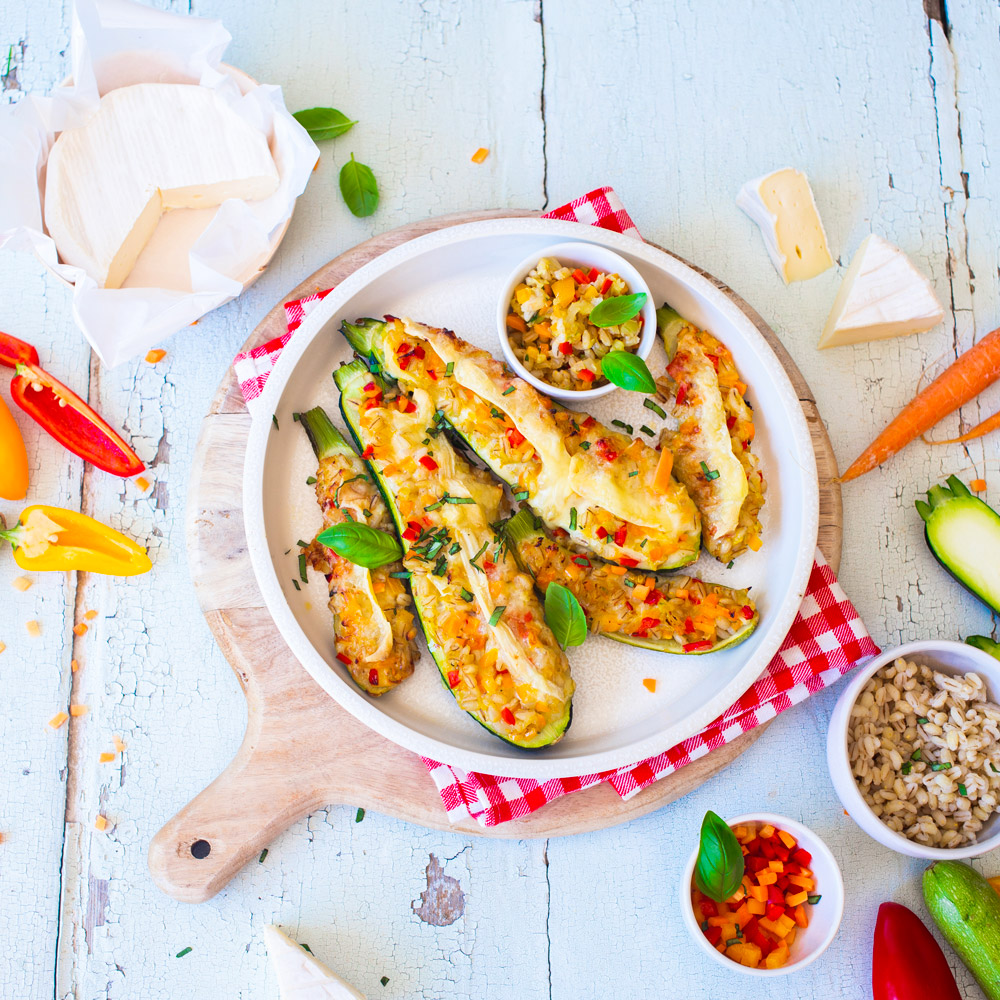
[0,0,319,366]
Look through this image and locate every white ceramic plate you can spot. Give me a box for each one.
[243,218,819,778]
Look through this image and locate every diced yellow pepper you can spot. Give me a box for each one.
[759,823,775,839]
[515,285,532,304]
[757,871,777,886]
[747,898,766,916]
[786,890,809,908]
[734,902,753,928]
[768,859,784,872]
[787,874,815,890]
[552,276,575,309]
[748,884,768,903]
[777,829,797,849]
[764,943,789,969]
[758,917,783,937]
[776,914,796,936]
[793,904,808,928]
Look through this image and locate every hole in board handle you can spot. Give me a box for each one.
[190,839,211,859]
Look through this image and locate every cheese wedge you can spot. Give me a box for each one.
[819,234,944,348]
[264,925,366,1000]
[45,83,279,288]
[737,168,833,283]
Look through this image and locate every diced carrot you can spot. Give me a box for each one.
[145,349,167,363]
[135,476,151,491]
[506,313,527,333]
[48,712,69,729]
[73,623,88,636]
[84,610,98,620]
[69,705,88,717]
[71,659,79,673]
[99,752,115,763]
[970,478,987,492]
[471,147,489,164]
[747,535,763,552]
[642,678,656,693]
[12,576,31,591]
[653,446,674,494]
[94,815,107,831]
[26,620,41,636]
[113,735,126,753]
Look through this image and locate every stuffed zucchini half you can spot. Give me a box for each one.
[505,509,758,654]
[298,406,417,696]
[657,307,766,562]
[341,316,701,571]
[334,361,574,748]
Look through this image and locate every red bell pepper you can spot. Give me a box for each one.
[872,902,961,1000]
[2,332,143,477]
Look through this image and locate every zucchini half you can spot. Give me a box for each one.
[505,509,758,654]
[334,361,573,749]
[297,406,417,696]
[917,476,1000,614]
[340,316,701,571]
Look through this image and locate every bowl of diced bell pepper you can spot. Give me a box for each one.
[680,813,844,976]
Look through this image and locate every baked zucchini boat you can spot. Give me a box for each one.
[341,316,701,571]
[298,407,417,696]
[657,307,766,562]
[505,509,758,654]
[334,361,574,748]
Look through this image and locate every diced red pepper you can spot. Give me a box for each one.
[675,383,688,406]
[600,277,613,294]
[746,855,769,873]
[368,668,379,686]
[776,875,790,890]
[741,605,754,620]
[362,444,375,459]
[760,840,776,860]
[682,639,714,652]
[506,426,525,448]
[595,439,618,462]
[704,925,722,946]
[427,369,438,380]
[578,368,596,383]
[396,342,411,355]
[792,848,813,867]
[619,557,639,567]
[587,267,599,282]
[0,331,39,368]
[363,381,376,392]
[774,843,790,862]
[639,617,660,631]
[398,356,412,370]
[595,526,608,539]
[767,884,785,906]
[572,268,587,284]
[644,589,664,605]
[403,399,417,413]
[707,354,719,371]
[412,345,425,360]
[501,707,516,726]
[744,838,761,856]
[699,900,718,918]
[558,342,574,355]
[726,414,737,430]
[447,669,460,688]
[613,524,627,547]
[553,527,570,538]
[684,617,695,635]
[766,902,784,922]
[336,652,352,665]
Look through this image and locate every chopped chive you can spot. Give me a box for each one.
[639,538,648,548]
[700,920,710,931]
[579,441,591,450]
[931,762,952,771]
[569,507,578,530]
[460,588,474,602]
[901,761,912,775]
[301,944,313,954]
[572,555,591,567]
[292,579,301,591]
[433,556,448,576]
[628,470,639,477]
[424,500,444,512]
[488,606,506,626]
[725,938,741,947]
[445,362,454,376]
[699,460,720,481]
[292,412,301,422]
[284,548,291,555]
[469,540,489,569]
[356,807,365,822]
[271,415,279,430]
[381,977,390,987]
[306,476,317,485]
[425,540,444,559]
[296,539,309,548]
[502,386,516,396]
[433,409,446,423]
[258,849,268,863]
[959,784,968,797]
[911,749,922,761]
[611,419,633,434]
[727,560,734,569]
[917,717,929,724]
[513,490,529,501]
[640,424,654,436]
[623,578,635,588]
[992,763,999,773]
[807,894,822,905]
[643,398,666,419]
[443,496,474,504]
[422,437,431,445]
[176,947,192,958]
[389,570,411,579]
[449,542,461,554]
[363,509,372,518]
[298,553,308,583]
[490,407,504,419]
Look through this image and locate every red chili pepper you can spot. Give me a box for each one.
[12,362,144,477]
[361,444,375,459]
[558,342,574,355]
[619,557,639,567]
[552,527,570,538]
[572,268,587,284]
[419,455,438,471]
[368,668,379,686]
[587,267,599,282]
[0,331,39,368]
[403,400,417,413]
[578,369,596,383]
[505,426,525,448]
[872,902,962,1000]
[683,639,714,652]
[707,354,720,371]
[600,277,612,295]
[595,526,608,539]
[336,652,352,665]
[500,706,516,726]
[613,524,627,547]
[639,616,660,631]
[675,383,688,406]
[447,669,460,689]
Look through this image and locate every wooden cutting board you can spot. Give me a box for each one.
[148,210,842,903]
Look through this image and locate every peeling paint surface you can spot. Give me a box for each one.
[1,2,999,998]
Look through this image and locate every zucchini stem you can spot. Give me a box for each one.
[298,406,349,461]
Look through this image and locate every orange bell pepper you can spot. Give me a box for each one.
[0,393,28,500]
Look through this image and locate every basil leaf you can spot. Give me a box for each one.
[317,522,401,568]
[339,153,379,217]
[543,582,587,650]
[601,351,657,393]
[694,810,744,903]
[292,107,357,141]
[589,292,647,328]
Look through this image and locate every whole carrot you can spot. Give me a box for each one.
[841,327,1000,482]
[926,409,1000,445]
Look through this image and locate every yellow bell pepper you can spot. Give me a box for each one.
[0,393,28,500]
[0,504,152,576]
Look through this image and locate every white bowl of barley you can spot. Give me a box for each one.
[827,639,1000,859]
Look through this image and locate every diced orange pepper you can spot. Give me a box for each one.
[793,904,808,928]
[748,884,768,902]
[786,890,809,907]
[758,917,783,937]
[552,276,576,309]
[787,874,815,890]
[113,735,126,753]
[471,147,489,164]
[94,815,107,831]
[776,914,796,936]
[747,898,766,916]
[756,871,777,886]
[748,534,763,551]
[777,829,797,849]
[970,478,987,492]
[145,349,167,364]
[734,901,753,928]
[99,752,115,763]
[84,609,97,620]
[768,859,784,872]
[48,712,69,729]
[653,446,674,494]
[73,623,88,636]
[642,678,656,693]
[70,705,88,717]
[71,659,79,673]
[759,823,775,839]
[505,313,528,334]
[135,476,151,491]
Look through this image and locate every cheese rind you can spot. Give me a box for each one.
[737,168,833,283]
[819,234,944,348]
[263,925,366,1000]
[45,83,279,288]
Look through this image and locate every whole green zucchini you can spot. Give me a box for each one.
[917,476,1000,614]
[967,635,1000,660]
[923,860,1000,1000]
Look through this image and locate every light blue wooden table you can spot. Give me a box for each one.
[2,1,998,996]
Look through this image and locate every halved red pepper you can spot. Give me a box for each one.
[2,332,143,477]
[872,902,961,1000]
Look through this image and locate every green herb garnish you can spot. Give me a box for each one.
[699,460,720,481]
[301,944,313,954]
[272,414,279,430]
[727,560,734,569]
[339,153,379,217]
[460,588,474,602]
[292,106,357,140]
[444,495,474,504]
[176,947,192,958]
[424,500,444,512]
[643,398,666,419]
[292,579,301,591]
[640,425,654,437]
[306,476,317,485]
[628,470,639,477]
[449,542,461,554]
[589,292,647,328]
[469,540,489,570]
[611,419,633,434]
[445,362,454,376]
[355,807,365,822]
[318,522,403,568]
[543,582,587,649]
[569,507,577,530]
[959,784,968,797]
[901,761,912,775]
[694,810,744,903]
[911,749,922,762]
[572,555,590,567]
[389,570,411,579]
[917,717,929,724]
[488,606,506,627]
[259,849,268,863]
[502,386,516,396]
[807,894,822,905]
[580,441,591,450]
[601,351,657,393]
[381,977,390,987]
[298,553,308,583]
[513,490,529,501]
[333,473,370,508]
[931,762,953,771]
[433,556,448,576]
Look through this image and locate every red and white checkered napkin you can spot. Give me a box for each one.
[232,187,879,828]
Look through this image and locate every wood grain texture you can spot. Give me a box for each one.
[147,210,842,903]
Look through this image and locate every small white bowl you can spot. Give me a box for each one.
[496,240,658,402]
[680,812,845,977]
[827,639,1000,860]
